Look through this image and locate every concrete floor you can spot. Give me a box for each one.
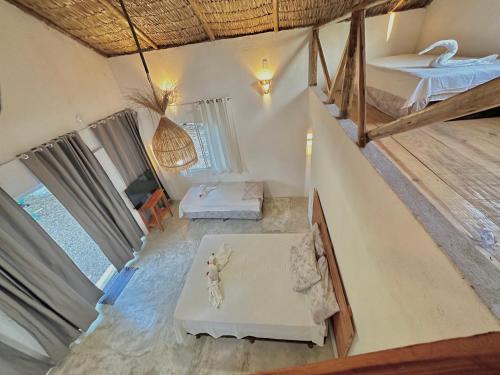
[20,185,112,284]
[49,198,335,375]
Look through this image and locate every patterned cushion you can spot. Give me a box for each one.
[242,181,264,200]
[306,256,339,324]
[312,223,325,258]
[289,232,321,292]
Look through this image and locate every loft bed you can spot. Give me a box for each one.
[366,54,500,118]
[174,190,355,357]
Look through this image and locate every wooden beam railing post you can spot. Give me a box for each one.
[367,77,500,141]
[309,28,319,86]
[326,38,348,104]
[357,10,367,147]
[338,11,361,118]
[315,31,332,91]
[256,332,500,375]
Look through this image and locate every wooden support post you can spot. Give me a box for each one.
[309,28,319,86]
[315,31,332,91]
[357,10,367,147]
[366,77,500,141]
[326,38,348,104]
[273,0,279,32]
[97,0,158,49]
[339,11,361,118]
[188,0,215,41]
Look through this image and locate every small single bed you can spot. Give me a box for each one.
[178,181,263,220]
[174,191,356,357]
[366,54,500,118]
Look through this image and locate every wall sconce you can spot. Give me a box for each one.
[259,79,272,95]
[258,58,273,95]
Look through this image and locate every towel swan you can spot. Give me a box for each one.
[418,39,498,68]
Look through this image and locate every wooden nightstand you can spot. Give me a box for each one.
[138,189,172,232]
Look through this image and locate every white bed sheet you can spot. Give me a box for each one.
[178,182,261,218]
[367,54,500,117]
[174,234,327,345]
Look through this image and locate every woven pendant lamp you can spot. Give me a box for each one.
[153,116,198,172]
[119,0,197,173]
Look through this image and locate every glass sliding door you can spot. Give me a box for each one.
[18,184,115,288]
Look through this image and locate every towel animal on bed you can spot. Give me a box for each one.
[418,39,498,68]
[207,264,223,308]
[198,184,217,198]
[206,244,233,308]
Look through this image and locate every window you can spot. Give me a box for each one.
[182,122,212,172]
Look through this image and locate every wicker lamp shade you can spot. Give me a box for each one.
[152,116,198,173]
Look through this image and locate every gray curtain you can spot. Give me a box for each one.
[0,341,52,375]
[91,110,151,185]
[0,187,102,364]
[21,133,144,270]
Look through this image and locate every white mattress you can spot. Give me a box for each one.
[178,182,261,218]
[366,54,500,117]
[174,234,327,345]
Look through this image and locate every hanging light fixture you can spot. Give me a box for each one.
[118,0,197,173]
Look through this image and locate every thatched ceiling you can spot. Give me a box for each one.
[7,0,433,57]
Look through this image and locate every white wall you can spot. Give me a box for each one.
[0,0,127,359]
[308,90,499,355]
[0,0,126,196]
[108,9,424,199]
[317,9,426,91]
[108,29,311,199]
[417,0,500,56]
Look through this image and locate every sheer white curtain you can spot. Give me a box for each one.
[198,98,243,174]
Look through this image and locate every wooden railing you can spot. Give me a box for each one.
[309,6,500,148]
[256,332,500,375]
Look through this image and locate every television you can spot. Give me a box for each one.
[124,169,160,209]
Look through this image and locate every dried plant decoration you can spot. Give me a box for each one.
[119,0,197,173]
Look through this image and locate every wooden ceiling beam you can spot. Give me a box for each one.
[273,0,279,32]
[188,0,215,41]
[96,0,158,50]
[318,0,389,27]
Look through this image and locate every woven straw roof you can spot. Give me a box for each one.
[8,0,433,56]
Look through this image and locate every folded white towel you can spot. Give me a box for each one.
[207,280,223,308]
[419,39,498,68]
[207,263,223,308]
[209,244,232,271]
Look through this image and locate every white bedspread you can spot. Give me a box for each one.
[367,54,500,117]
[174,234,327,345]
[178,182,262,218]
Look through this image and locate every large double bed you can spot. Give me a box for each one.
[174,191,355,357]
[366,54,500,118]
[174,233,327,345]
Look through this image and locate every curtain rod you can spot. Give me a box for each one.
[0,98,233,167]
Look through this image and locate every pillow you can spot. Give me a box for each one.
[242,181,264,200]
[312,222,325,258]
[306,256,339,324]
[289,232,321,292]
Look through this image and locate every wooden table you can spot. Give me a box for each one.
[138,189,172,232]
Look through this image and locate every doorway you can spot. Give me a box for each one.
[18,184,115,288]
